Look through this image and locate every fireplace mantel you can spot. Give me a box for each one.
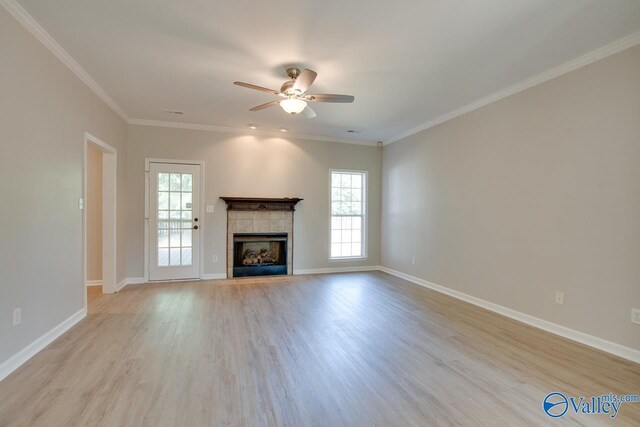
[220,197,303,211]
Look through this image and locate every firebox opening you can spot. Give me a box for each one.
[233,233,287,277]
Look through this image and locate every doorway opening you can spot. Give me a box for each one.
[83,132,117,307]
[86,142,103,299]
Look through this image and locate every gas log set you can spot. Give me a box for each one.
[241,249,276,265]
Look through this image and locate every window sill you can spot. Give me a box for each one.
[329,256,368,262]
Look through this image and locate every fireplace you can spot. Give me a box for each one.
[233,233,287,277]
[220,197,302,278]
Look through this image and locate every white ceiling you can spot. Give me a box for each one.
[14,0,640,143]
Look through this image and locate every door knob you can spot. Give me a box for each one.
[193,225,199,230]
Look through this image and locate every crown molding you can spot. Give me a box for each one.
[385,31,640,145]
[128,119,379,147]
[1,0,129,122]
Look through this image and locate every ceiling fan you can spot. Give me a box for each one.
[233,68,354,118]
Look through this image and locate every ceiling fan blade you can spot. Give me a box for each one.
[292,69,317,93]
[307,94,354,103]
[249,100,279,111]
[234,81,280,95]
[302,105,317,119]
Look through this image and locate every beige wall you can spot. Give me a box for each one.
[0,7,127,364]
[125,126,382,278]
[381,45,640,350]
[86,144,103,281]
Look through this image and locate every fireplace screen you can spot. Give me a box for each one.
[233,233,287,277]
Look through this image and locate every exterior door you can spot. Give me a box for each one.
[149,162,201,281]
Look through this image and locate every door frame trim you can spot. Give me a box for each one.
[144,158,205,282]
[83,132,117,302]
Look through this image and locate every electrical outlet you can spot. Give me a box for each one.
[13,308,21,326]
[555,291,564,305]
[411,257,416,265]
[632,308,640,325]
[206,205,214,213]
[212,255,218,263]
[78,198,84,210]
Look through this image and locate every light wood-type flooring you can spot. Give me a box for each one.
[0,272,638,426]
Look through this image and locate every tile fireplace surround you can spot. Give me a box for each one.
[221,197,302,278]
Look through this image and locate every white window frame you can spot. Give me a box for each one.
[329,169,368,260]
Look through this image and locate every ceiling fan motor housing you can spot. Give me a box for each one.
[286,68,301,79]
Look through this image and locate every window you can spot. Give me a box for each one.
[330,170,366,259]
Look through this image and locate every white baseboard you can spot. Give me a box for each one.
[378,266,640,364]
[201,273,227,280]
[114,277,146,292]
[201,268,380,280]
[115,279,127,292]
[125,268,378,284]
[117,275,228,288]
[293,265,381,275]
[0,307,87,382]
[86,280,102,287]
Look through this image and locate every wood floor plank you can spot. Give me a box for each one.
[0,272,638,426]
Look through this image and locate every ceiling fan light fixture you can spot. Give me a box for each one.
[235,68,354,119]
[280,98,307,114]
